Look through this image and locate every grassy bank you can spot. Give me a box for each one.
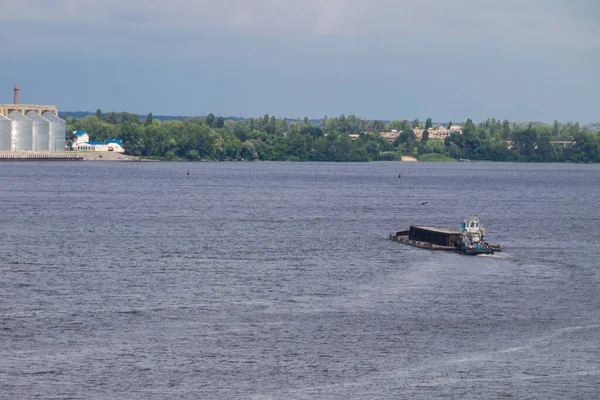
[417,153,457,162]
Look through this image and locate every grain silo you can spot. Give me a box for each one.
[26,111,50,151]
[43,111,66,151]
[0,85,64,153]
[0,115,11,151]
[8,111,33,151]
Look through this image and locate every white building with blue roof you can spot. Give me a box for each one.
[73,131,125,153]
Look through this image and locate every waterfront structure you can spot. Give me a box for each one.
[43,111,67,152]
[0,85,65,152]
[0,115,11,151]
[8,111,33,151]
[26,111,50,151]
[72,131,125,153]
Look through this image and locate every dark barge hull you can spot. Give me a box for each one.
[389,234,456,251]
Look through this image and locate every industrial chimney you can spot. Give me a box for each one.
[14,84,19,105]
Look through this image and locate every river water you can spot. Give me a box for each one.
[1,161,599,399]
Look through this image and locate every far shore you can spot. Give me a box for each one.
[0,151,474,163]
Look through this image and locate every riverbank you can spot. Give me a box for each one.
[0,151,83,161]
[417,153,457,162]
[80,152,140,161]
[0,151,140,161]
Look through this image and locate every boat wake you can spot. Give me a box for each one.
[477,253,513,260]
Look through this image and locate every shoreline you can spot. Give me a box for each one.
[2,152,597,163]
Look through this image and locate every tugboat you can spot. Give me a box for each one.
[456,216,495,255]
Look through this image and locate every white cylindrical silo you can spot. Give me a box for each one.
[0,115,11,151]
[26,111,50,151]
[8,111,33,151]
[42,112,66,152]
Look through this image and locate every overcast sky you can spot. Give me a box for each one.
[1,0,599,122]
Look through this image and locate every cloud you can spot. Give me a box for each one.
[1,0,598,49]
[310,0,350,36]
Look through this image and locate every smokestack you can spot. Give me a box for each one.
[14,84,19,105]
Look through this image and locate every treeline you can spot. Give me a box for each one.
[65,110,600,162]
[444,119,600,162]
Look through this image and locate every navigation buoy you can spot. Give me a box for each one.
[187,169,190,176]
[398,173,401,178]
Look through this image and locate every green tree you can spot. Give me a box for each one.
[287,130,307,159]
[386,120,405,132]
[212,136,226,160]
[445,132,465,158]
[121,121,145,156]
[568,131,599,162]
[225,135,241,159]
[552,120,560,137]
[240,140,258,160]
[502,119,511,139]
[65,130,77,151]
[424,139,446,154]
[511,123,538,158]
[464,118,476,134]
[536,131,554,161]
[365,141,381,160]
[206,113,216,127]
[185,149,200,160]
[371,120,386,133]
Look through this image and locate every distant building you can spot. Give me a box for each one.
[422,125,463,140]
[379,130,401,143]
[72,131,125,152]
[412,129,424,140]
[73,130,89,145]
[550,140,576,148]
[380,125,463,143]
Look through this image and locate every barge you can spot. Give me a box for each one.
[390,216,501,255]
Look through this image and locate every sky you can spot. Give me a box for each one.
[0,0,599,123]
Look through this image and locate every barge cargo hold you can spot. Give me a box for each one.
[409,226,462,247]
[390,227,460,252]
